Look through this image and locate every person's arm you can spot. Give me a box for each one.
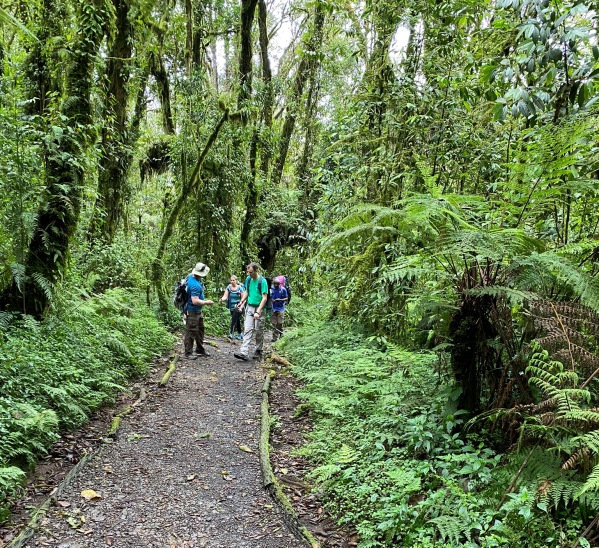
[238,288,248,309]
[191,295,214,305]
[220,288,230,303]
[191,283,214,306]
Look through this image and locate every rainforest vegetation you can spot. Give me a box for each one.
[0,0,599,545]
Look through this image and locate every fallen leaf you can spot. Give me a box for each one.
[81,489,102,501]
[281,468,289,475]
[197,432,211,439]
[239,444,253,453]
[186,474,196,481]
[56,500,71,508]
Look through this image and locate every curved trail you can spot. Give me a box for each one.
[20,337,304,548]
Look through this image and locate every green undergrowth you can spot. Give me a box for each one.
[0,288,174,520]
[277,322,588,547]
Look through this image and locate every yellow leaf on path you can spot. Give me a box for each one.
[80,489,101,501]
[281,468,289,475]
[239,444,253,453]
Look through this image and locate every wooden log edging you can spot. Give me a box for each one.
[7,452,92,548]
[7,383,149,547]
[259,372,320,548]
[159,354,178,386]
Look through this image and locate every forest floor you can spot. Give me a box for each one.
[1,334,352,548]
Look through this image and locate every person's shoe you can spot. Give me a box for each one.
[227,333,233,340]
[236,333,243,340]
[195,349,211,357]
[184,353,198,360]
[252,350,263,360]
[234,352,249,361]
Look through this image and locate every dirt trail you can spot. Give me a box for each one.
[14,337,305,548]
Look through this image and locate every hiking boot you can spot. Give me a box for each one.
[184,353,198,360]
[234,352,249,361]
[227,333,233,340]
[252,350,263,360]
[236,333,243,340]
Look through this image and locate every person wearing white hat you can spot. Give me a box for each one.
[183,262,214,359]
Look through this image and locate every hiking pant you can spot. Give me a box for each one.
[184,311,206,354]
[271,310,285,341]
[240,305,264,357]
[229,307,242,334]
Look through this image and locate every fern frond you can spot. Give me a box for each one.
[577,464,599,497]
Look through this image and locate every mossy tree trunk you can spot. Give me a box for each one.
[89,0,141,244]
[1,0,110,316]
[151,110,229,312]
[270,2,325,188]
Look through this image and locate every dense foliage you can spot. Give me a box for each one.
[0,0,598,543]
[278,321,598,546]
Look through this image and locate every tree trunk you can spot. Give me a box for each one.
[150,51,175,134]
[1,0,109,316]
[271,3,325,188]
[151,110,229,312]
[89,0,135,243]
[238,0,259,108]
[257,0,273,178]
[239,130,259,268]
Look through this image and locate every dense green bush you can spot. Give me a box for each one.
[0,289,174,516]
[278,322,589,547]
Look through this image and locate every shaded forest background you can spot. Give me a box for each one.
[1,0,599,544]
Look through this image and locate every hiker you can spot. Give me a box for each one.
[270,276,288,342]
[219,275,245,340]
[184,262,215,359]
[234,263,268,361]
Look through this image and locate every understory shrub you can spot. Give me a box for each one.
[0,288,174,517]
[278,322,589,547]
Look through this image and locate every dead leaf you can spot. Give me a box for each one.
[81,489,102,501]
[281,468,289,475]
[56,500,71,508]
[186,474,196,482]
[239,444,253,453]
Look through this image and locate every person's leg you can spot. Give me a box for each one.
[271,311,282,341]
[234,308,243,334]
[254,312,265,354]
[195,315,208,355]
[238,307,255,357]
[228,309,235,338]
[279,310,285,337]
[184,313,199,358]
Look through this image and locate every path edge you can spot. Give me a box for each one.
[6,363,161,548]
[260,371,320,548]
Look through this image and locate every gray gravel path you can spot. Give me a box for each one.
[22,338,304,548]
